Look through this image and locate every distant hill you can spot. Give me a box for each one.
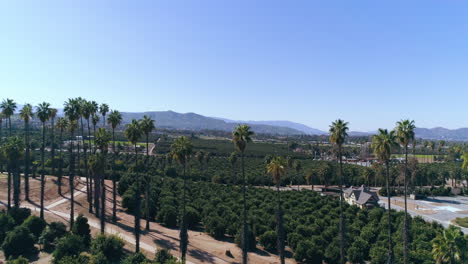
[414,127,468,141]
[121,111,304,135]
[216,119,327,135]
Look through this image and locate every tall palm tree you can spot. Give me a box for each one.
[396,119,415,264]
[372,128,399,264]
[50,108,58,176]
[99,103,109,127]
[195,151,205,179]
[432,225,466,264]
[429,141,435,163]
[81,100,94,212]
[56,117,68,196]
[266,156,287,264]
[229,152,238,184]
[36,102,51,220]
[95,128,111,234]
[1,99,17,137]
[125,119,142,252]
[107,110,122,222]
[232,124,254,264]
[2,137,24,209]
[293,160,302,190]
[20,104,34,201]
[171,136,193,264]
[64,99,80,229]
[92,114,100,153]
[329,119,349,264]
[139,115,155,231]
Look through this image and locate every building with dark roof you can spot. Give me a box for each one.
[344,185,379,209]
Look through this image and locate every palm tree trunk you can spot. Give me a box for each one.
[145,134,150,231]
[82,118,92,214]
[40,122,46,220]
[276,183,285,264]
[8,116,11,137]
[134,144,141,252]
[241,152,248,264]
[403,145,409,264]
[386,161,394,264]
[338,146,345,264]
[100,153,106,234]
[13,164,20,208]
[112,128,117,222]
[7,169,11,211]
[51,118,56,176]
[69,130,75,229]
[24,120,30,201]
[58,129,63,196]
[180,163,188,263]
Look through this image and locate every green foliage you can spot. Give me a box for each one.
[1,226,37,258]
[21,215,46,240]
[72,214,91,248]
[235,227,256,251]
[56,255,90,264]
[6,256,29,264]
[185,206,201,229]
[259,230,277,252]
[155,248,177,264]
[90,234,124,263]
[157,205,178,228]
[53,234,85,262]
[0,213,15,244]
[39,221,67,250]
[120,252,148,264]
[8,207,31,226]
[204,215,226,239]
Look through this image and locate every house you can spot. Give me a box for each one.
[343,185,379,209]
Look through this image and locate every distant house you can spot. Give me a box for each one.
[344,185,379,209]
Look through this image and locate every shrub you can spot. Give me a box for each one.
[56,255,90,264]
[294,239,322,264]
[120,252,148,264]
[72,214,91,248]
[53,235,85,262]
[8,207,31,225]
[6,256,29,264]
[21,215,47,240]
[378,188,396,197]
[234,226,256,251]
[90,252,108,264]
[90,234,124,263]
[185,207,200,229]
[157,206,178,228]
[259,230,277,252]
[1,226,37,258]
[39,222,68,251]
[204,216,226,239]
[121,188,138,213]
[0,213,15,244]
[155,248,176,264]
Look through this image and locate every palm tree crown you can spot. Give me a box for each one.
[396,120,415,147]
[95,128,111,153]
[64,99,80,122]
[432,225,466,264]
[107,110,123,130]
[372,128,399,162]
[56,117,69,132]
[232,124,254,153]
[171,136,193,166]
[329,119,349,146]
[36,102,51,123]
[1,99,17,118]
[20,104,34,122]
[125,119,142,146]
[267,156,287,185]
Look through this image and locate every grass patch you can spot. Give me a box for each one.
[454,217,468,228]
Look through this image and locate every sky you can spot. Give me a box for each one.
[1,1,468,131]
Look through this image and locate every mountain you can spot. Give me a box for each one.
[414,127,468,141]
[218,119,327,135]
[121,111,304,135]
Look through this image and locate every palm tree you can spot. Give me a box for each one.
[229,152,238,184]
[99,103,109,127]
[125,119,142,252]
[1,99,17,136]
[92,114,100,152]
[293,160,302,190]
[329,119,349,264]
[139,115,155,231]
[2,137,24,209]
[36,102,51,220]
[77,99,93,213]
[195,151,205,179]
[50,108,58,176]
[95,128,111,234]
[266,156,287,264]
[396,119,415,264]
[56,117,68,196]
[20,104,34,201]
[432,225,466,264]
[372,128,399,264]
[429,141,435,163]
[171,136,193,263]
[232,124,254,264]
[64,98,80,229]
[107,110,122,222]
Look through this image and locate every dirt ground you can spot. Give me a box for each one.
[0,174,295,264]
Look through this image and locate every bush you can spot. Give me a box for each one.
[204,216,226,239]
[53,235,85,262]
[56,255,90,264]
[21,215,47,240]
[185,207,201,229]
[234,226,256,251]
[155,248,176,264]
[90,252,108,264]
[6,256,29,264]
[294,239,322,264]
[378,188,396,197]
[39,222,68,251]
[72,214,91,248]
[157,206,178,228]
[90,234,124,263]
[8,207,31,225]
[259,230,277,252]
[1,226,37,258]
[120,252,148,264]
[0,213,15,244]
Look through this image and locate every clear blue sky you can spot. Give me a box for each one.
[1,1,468,131]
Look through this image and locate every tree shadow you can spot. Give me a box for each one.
[188,248,217,263]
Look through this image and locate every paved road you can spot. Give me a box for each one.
[379,195,468,234]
